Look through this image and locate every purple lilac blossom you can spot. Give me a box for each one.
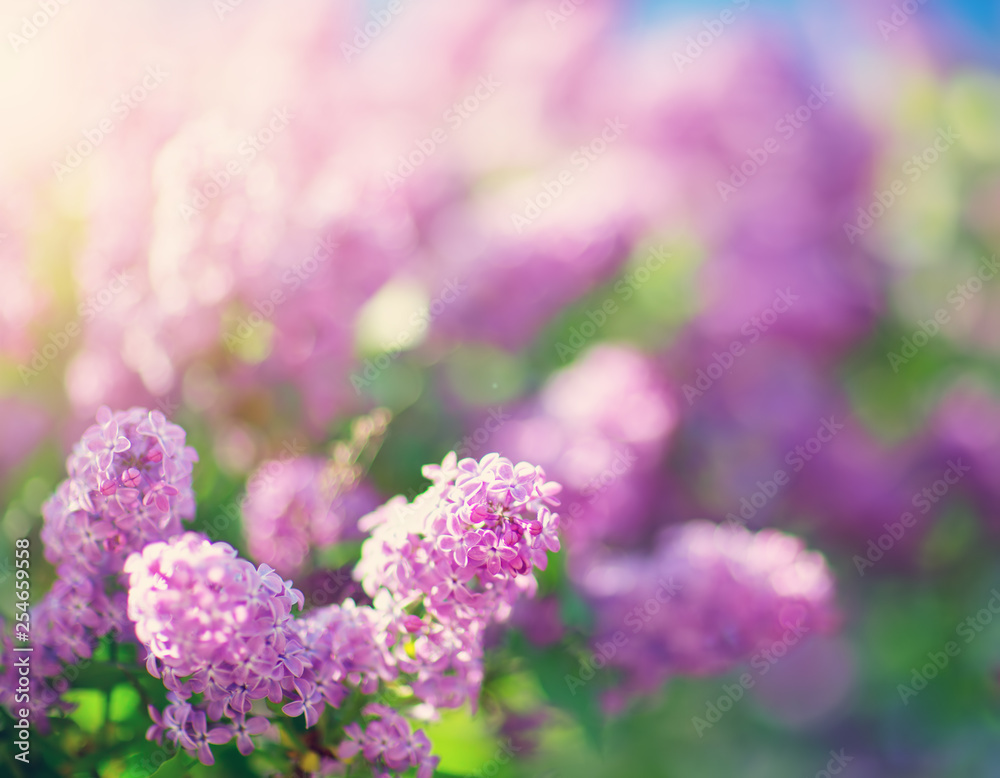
[40,406,197,579]
[340,704,438,778]
[930,380,1000,521]
[126,532,308,762]
[354,452,562,710]
[577,520,838,713]
[491,344,676,548]
[242,456,378,577]
[6,407,198,727]
[5,408,563,773]
[128,450,563,770]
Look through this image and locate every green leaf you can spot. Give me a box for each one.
[147,752,196,778]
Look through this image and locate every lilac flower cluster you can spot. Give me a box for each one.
[146,698,244,765]
[41,406,197,578]
[7,405,562,774]
[9,407,198,723]
[126,529,439,770]
[129,451,560,768]
[341,704,437,778]
[242,455,376,577]
[287,598,395,714]
[492,344,677,548]
[125,533,305,763]
[355,452,561,709]
[577,521,837,712]
[33,575,128,669]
